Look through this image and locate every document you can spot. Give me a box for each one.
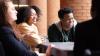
[44,42,74,51]
[51,42,74,51]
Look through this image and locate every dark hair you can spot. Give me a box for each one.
[58,8,73,20]
[0,0,12,27]
[16,6,41,24]
[30,6,41,17]
[16,7,32,24]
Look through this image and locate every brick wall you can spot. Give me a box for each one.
[61,0,92,22]
[13,0,28,4]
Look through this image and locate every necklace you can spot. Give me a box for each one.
[60,22,70,42]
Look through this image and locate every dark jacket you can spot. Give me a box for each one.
[48,24,75,42]
[0,26,38,56]
[0,42,5,56]
[74,19,100,56]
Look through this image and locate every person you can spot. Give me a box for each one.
[73,0,100,56]
[0,0,38,56]
[48,8,77,42]
[16,6,50,54]
[0,42,5,56]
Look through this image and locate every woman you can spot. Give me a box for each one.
[16,6,43,51]
[0,0,38,56]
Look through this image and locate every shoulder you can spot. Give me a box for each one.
[0,26,12,33]
[49,24,56,28]
[76,20,92,29]
[48,23,58,31]
[17,23,29,29]
[18,23,28,27]
[75,20,94,35]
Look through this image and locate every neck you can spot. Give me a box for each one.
[8,20,13,28]
[27,22,33,26]
[60,21,70,31]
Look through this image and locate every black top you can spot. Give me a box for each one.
[74,19,100,56]
[0,26,38,56]
[48,24,75,42]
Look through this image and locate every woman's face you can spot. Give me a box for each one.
[28,8,38,24]
[6,2,17,23]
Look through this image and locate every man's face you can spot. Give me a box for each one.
[61,13,74,28]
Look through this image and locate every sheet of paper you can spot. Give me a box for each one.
[44,42,74,51]
[50,42,74,51]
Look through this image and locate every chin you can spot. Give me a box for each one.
[68,26,73,28]
[11,18,17,22]
[15,18,17,20]
[33,22,36,24]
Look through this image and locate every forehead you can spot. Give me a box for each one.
[31,9,36,14]
[64,13,74,18]
[68,13,73,16]
[62,13,74,21]
[5,2,15,10]
[65,13,73,16]
[6,2,13,7]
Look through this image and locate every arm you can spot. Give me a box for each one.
[17,24,42,47]
[0,27,36,56]
[48,24,62,42]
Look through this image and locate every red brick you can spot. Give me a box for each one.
[61,0,92,22]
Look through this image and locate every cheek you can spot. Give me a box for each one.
[33,18,37,22]
[32,17,37,21]
[30,17,34,21]
[66,21,74,26]
[29,18,33,22]
[8,11,17,20]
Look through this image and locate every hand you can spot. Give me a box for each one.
[46,45,52,56]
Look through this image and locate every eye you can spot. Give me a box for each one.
[31,13,37,16]
[12,7,16,11]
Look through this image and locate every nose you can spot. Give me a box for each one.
[68,19,73,23]
[16,10,17,14]
[34,14,38,18]
[15,10,17,14]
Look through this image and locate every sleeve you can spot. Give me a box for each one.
[0,27,36,56]
[17,25,35,35]
[17,25,42,48]
[48,24,60,42]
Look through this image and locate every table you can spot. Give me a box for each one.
[44,42,74,56]
[50,42,74,51]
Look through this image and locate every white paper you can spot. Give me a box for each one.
[51,42,74,51]
[44,42,74,51]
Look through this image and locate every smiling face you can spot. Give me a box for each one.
[61,13,74,29]
[28,8,38,25]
